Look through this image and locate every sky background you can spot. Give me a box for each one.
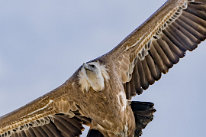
[0,0,206,137]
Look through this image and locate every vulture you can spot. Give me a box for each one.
[1,0,206,137]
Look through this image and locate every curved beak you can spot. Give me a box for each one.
[83,63,91,71]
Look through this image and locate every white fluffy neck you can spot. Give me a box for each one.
[78,61,109,92]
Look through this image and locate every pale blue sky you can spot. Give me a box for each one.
[0,0,206,137]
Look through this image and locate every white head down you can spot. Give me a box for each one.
[78,61,109,92]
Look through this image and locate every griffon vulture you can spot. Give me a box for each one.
[0,0,206,137]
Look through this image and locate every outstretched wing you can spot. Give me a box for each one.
[107,0,206,99]
[0,82,91,137]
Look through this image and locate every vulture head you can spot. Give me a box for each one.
[79,62,109,92]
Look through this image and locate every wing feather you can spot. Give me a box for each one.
[145,54,161,81]
[142,58,154,85]
[132,66,143,95]
[137,60,149,90]
[130,77,137,96]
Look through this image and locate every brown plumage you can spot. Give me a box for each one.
[1,0,206,137]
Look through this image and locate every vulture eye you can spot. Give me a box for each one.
[90,64,95,68]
